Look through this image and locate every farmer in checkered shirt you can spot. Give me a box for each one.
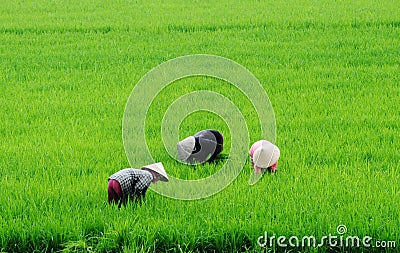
[108,162,169,207]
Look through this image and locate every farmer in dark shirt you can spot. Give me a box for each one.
[177,129,224,165]
[108,162,168,207]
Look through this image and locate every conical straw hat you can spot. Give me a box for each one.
[253,141,280,168]
[142,162,169,182]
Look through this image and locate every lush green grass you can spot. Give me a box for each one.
[1,0,399,252]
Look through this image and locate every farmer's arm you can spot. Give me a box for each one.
[134,188,148,202]
[131,171,153,200]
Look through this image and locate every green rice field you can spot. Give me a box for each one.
[1,0,399,252]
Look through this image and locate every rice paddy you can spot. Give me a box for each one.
[0,0,399,252]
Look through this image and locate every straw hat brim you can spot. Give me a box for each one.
[177,136,196,161]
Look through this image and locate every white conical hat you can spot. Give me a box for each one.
[177,136,195,161]
[253,141,280,168]
[142,162,169,182]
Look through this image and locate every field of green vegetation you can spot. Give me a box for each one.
[1,0,399,252]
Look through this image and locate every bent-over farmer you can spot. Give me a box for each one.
[108,162,168,207]
[249,140,280,174]
[177,129,224,164]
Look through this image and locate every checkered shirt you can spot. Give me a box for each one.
[108,168,153,199]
